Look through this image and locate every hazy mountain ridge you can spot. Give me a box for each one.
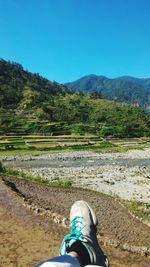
[66,75,150,112]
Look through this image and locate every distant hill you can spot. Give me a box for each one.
[66,75,150,113]
[0,59,150,137]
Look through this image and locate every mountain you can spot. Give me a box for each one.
[0,59,150,137]
[0,59,71,109]
[66,75,150,112]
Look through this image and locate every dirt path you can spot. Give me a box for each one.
[0,179,67,267]
[0,177,150,267]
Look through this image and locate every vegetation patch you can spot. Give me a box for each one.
[121,199,150,223]
[0,162,72,189]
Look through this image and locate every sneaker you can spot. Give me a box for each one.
[59,200,109,267]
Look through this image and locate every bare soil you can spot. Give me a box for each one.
[0,176,150,267]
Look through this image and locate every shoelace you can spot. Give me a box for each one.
[59,216,86,254]
[69,216,85,240]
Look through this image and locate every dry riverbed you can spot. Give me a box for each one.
[2,148,150,203]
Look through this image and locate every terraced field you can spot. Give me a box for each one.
[1,134,150,156]
[0,134,118,155]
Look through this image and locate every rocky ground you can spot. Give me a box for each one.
[2,149,150,202]
[0,176,150,266]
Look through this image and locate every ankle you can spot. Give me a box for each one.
[68,251,79,258]
[68,241,91,266]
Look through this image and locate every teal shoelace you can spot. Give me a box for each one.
[69,216,85,240]
[59,216,85,254]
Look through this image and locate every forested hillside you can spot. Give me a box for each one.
[0,59,71,109]
[0,59,150,137]
[66,75,150,113]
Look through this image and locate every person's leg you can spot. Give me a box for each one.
[34,200,109,267]
[34,253,81,267]
[59,200,109,267]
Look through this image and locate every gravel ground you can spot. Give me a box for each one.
[3,149,150,203]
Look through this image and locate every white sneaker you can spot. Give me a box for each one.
[59,200,109,266]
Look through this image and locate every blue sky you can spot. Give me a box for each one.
[0,0,150,83]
